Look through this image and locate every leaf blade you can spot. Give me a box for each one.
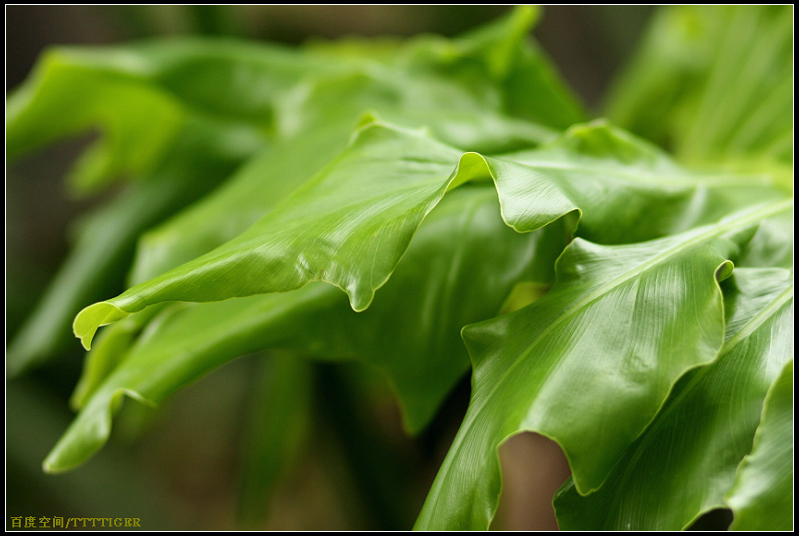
[553,267,793,530]
[726,359,794,531]
[47,186,562,471]
[73,122,788,350]
[414,200,791,530]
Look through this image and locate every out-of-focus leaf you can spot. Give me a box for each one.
[6,39,323,191]
[7,37,322,374]
[275,67,557,154]
[6,5,574,193]
[7,380,175,526]
[273,6,573,148]
[45,186,563,471]
[553,267,793,530]
[414,200,791,530]
[497,33,586,130]
[7,117,259,376]
[606,6,793,168]
[726,359,794,531]
[294,6,583,138]
[398,5,585,129]
[6,51,183,193]
[237,354,313,528]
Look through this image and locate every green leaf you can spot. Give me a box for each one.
[6,380,175,526]
[237,354,313,528]
[414,200,791,530]
[497,30,587,130]
[129,108,554,288]
[7,38,325,374]
[46,186,563,471]
[6,39,323,188]
[275,66,557,154]
[69,305,166,410]
[606,6,793,168]
[125,43,566,284]
[71,122,473,349]
[8,7,580,371]
[7,48,183,193]
[726,359,794,531]
[418,5,586,129]
[128,121,355,285]
[7,116,258,376]
[735,209,794,270]
[553,267,793,530]
[287,6,582,141]
[73,122,786,351]
[493,121,788,244]
[6,7,793,531]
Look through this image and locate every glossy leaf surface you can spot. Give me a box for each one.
[8,5,558,374]
[46,187,561,471]
[414,200,791,530]
[73,122,786,350]
[553,267,793,530]
[492,122,786,243]
[726,359,794,531]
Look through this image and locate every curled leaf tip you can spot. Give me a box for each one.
[73,302,130,351]
[41,460,56,475]
[715,260,734,282]
[355,110,380,128]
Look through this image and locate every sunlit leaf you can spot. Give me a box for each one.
[46,186,563,471]
[73,122,786,351]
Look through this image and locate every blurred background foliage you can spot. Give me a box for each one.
[6,6,654,530]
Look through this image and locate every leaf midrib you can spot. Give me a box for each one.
[499,199,793,391]
[613,277,793,474]
[723,284,794,352]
